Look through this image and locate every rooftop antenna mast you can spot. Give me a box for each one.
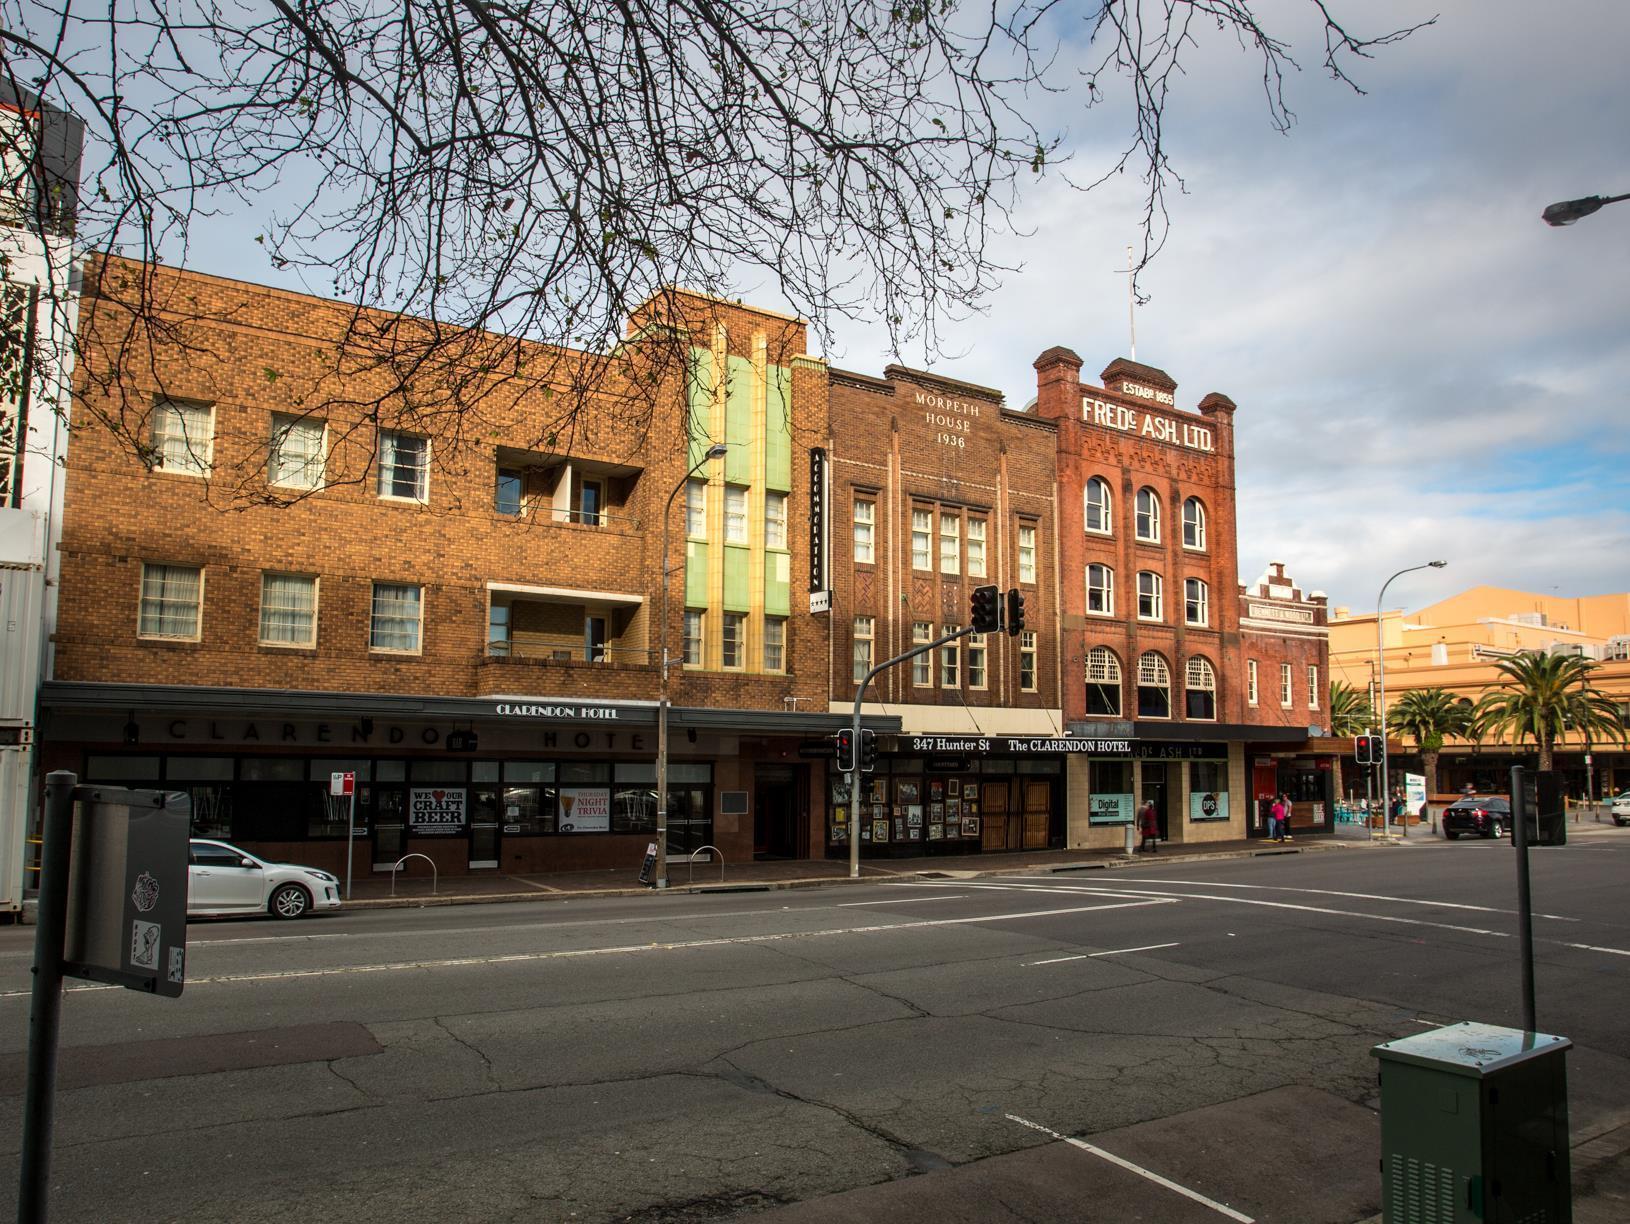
[1117,244,1137,360]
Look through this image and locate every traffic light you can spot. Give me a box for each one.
[1354,734,1381,765]
[859,728,877,773]
[1004,587,1025,637]
[970,584,1002,633]
[835,728,856,774]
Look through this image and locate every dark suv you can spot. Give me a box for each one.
[1442,795,1512,840]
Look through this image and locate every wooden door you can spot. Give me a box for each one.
[1023,780,1050,849]
[981,781,1008,851]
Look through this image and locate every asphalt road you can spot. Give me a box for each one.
[2,826,1627,1223]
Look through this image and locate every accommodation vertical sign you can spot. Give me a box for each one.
[808,447,831,613]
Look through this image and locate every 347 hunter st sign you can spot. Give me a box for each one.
[905,736,1216,758]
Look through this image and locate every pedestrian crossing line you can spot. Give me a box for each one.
[1026,942,1180,966]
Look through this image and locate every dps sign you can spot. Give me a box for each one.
[63,786,191,997]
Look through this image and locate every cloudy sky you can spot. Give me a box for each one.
[807,0,1630,615]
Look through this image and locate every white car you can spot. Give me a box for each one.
[188,838,342,919]
[1612,792,1630,827]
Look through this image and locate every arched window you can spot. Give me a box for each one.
[1135,487,1161,543]
[1137,571,1163,620]
[1086,564,1114,615]
[1185,656,1217,720]
[1137,651,1171,719]
[1182,497,1206,550]
[1084,477,1113,534]
[1184,577,1209,626]
[1086,647,1122,717]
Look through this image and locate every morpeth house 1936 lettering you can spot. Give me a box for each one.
[1081,395,1213,453]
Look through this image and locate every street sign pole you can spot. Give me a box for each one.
[1510,765,1536,1032]
[346,788,357,901]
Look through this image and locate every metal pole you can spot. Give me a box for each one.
[1365,735,1374,841]
[1511,765,1536,1032]
[345,786,356,901]
[1376,561,1446,842]
[19,771,76,1224]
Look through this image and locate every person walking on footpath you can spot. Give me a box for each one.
[1279,793,1294,841]
[1138,799,1160,853]
[1268,793,1285,842]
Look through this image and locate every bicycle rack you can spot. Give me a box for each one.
[389,853,439,897]
[686,845,724,886]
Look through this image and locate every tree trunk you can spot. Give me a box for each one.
[1539,733,1553,773]
[1423,749,1440,796]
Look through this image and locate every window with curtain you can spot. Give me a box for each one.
[911,509,933,569]
[151,399,212,476]
[763,616,786,671]
[370,583,422,652]
[269,414,324,489]
[139,564,202,639]
[1018,523,1037,583]
[765,492,788,549]
[682,610,704,665]
[259,573,317,646]
[1086,646,1121,716]
[686,480,708,537]
[939,512,960,574]
[724,484,748,542]
[378,431,428,501]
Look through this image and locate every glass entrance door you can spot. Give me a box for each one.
[469,787,501,869]
[372,788,406,870]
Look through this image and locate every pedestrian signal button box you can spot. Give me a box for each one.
[1373,1021,1570,1223]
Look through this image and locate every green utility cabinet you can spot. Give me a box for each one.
[1373,1021,1571,1223]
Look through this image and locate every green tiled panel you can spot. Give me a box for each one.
[725,355,753,484]
[765,365,792,491]
[687,348,717,466]
[723,545,750,611]
[766,552,790,617]
[685,541,709,607]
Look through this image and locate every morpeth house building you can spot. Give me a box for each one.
[28,258,1335,888]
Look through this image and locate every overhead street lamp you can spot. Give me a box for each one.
[655,441,729,888]
[1541,192,1630,226]
[1376,560,1448,841]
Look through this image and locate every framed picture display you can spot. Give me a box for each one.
[893,816,906,840]
[906,805,923,828]
[831,780,851,804]
[868,778,888,804]
[929,801,943,821]
[832,824,849,843]
[928,822,944,840]
[947,779,960,798]
[872,803,887,822]
[930,780,944,800]
[961,815,980,838]
[946,798,960,820]
[871,819,889,842]
[833,804,848,825]
[894,778,920,804]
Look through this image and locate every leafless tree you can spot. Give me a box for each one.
[0,0,1431,501]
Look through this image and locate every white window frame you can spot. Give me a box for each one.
[1135,487,1161,543]
[1185,656,1217,721]
[939,512,960,575]
[721,611,746,669]
[1019,630,1038,693]
[1184,577,1209,627]
[685,480,708,539]
[1308,664,1320,709]
[1280,662,1293,707]
[1137,571,1163,621]
[1087,646,1123,717]
[1086,564,1114,616]
[137,563,203,641]
[852,616,874,683]
[682,610,704,666]
[967,632,987,690]
[378,430,430,503]
[765,491,788,550]
[151,399,213,477]
[853,498,875,563]
[1247,659,1259,706]
[724,484,748,543]
[1084,477,1113,535]
[258,572,318,648]
[1137,651,1171,719]
[1182,497,1207,550]
[940,625,961,688]
[967,517,987,578]
[912,621,934,687]
[911,508,933,570]
[762,616,786,672]
[1018,523,1037,584]
[369,582,423,654]
[268,413,325,490]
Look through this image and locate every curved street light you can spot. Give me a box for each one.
[655,441,729,888]
[1376,560,1448,840]
[1542,192,1630,227]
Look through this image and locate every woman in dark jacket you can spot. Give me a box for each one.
[1138,801,1160,853]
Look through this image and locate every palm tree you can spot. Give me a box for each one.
[1328,681,1374,737]
[1386,688,1470,794]
[1473,651,1626,772]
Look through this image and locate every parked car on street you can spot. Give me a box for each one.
[1612,791,1630,826]
[188,838,342,919]
[1441,795,1512,840]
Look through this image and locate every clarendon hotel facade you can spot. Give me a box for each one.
[32,259,1337,885]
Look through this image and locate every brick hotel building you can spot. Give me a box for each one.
[32,260,1333,883]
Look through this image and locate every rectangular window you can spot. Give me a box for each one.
[940,625,961,688]
[853,498,875,563]
[269,414,324,489]
[151,399,212,476]
[967,632,987,689]
[1184,578,1209,626]
[721,612,745,669]
[682,610,704,666]
[911,509,933,570]
[576,478,604,526]
[1018,523,1037,584]
[138,563,202,639]
[967,518,987,578]
[1086,564,1114,616]
[1280,662,1293,706]
[1019,630,1038,692]
[1137,571,1163,621]
[495,467,523,516]
[686,479,708,537]
[1308,664,1320,709]
[1247,659,1259,706]
[939,512,960,575]
[724,484,748,543]
[488,603,511,653]
[379,431,429,501]
[258,573,317,647]
[763,616,786,672]
[912,621,934,686]
[370,582,423,652]
[852,616,874,683]
[765,492,788,549]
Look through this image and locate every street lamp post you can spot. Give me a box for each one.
[1376,560,1447,840]
[655,442,729,888]
[1541,192,1630,227]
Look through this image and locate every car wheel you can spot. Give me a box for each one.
[1615,817,1628,827]
[269,883,312,919]
[1490,820,1504,839]
[1444,830,1458,840]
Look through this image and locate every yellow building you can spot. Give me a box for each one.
[1329,587,1630,798]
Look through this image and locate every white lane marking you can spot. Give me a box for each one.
[1124,878,1582,922]
[193,933,354,945]
[838,895,969,906]
[1026,942,1180,967]
[1007,1113,1254,1222]
[1564,943,1630,957]
[0,898,1174,997]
